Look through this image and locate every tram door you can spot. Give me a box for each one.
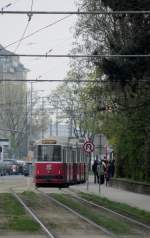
[62,147,68,183]
[72,149,77,184]
[67,147,73,183]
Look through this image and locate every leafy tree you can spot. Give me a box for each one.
[72,0,150,181]
[48,68,106,141]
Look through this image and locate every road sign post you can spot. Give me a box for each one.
[83,140,95,191]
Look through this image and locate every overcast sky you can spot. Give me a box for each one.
[0,0,77,94]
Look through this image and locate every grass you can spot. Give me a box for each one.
[8,216,39,231]
[51,193,131,234]
[0,193,40,232]
[79,192,150,225]
[0,193,25,215]
[21,191,41,206]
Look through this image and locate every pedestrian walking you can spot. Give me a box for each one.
[103,157,110,186]
[109,159,115,177]
[105,161,111,186]
[98,160,105,184]
[92,157,99,184]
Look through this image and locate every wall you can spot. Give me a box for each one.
[110,178,150,195]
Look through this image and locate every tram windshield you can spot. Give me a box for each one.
[37,145,61,162]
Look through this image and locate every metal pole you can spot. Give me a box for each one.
[29,82,33,150]
[86,153,90,191]
[49,118,52,136]
[106,144,108,160]
[99,163,101,194]
[56,107,58,136]
[26,90,28,155]
[86,164,89,191]
[69,117,73,137]
[99,134,102,194]
[41,97,44,139]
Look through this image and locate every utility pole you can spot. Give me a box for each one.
[40,95,49,139]
[49,118,52,136]
[99,133,102,193]
[29,82,33,150]
[69,117,73,137]
[56,107,58,136]
[26,89,28,155]
[41,96,44,139]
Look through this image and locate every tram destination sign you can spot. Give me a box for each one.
[83,140,95,153]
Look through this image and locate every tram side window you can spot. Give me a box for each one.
[84,151,87,163]
[72,150,77,163]
[52,146,62,161]
[65,148,68,162]
[37,146,42,161]
[82,150,85,162]
[81,150,83,162]
[77,148,80,163]
[68,147,71,163]
[69,147,72,163]
[63,149,67,163]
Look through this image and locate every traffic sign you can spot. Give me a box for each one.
[83,141,95,153]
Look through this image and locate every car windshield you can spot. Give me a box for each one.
[37,145,61,162]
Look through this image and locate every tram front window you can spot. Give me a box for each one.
[37,145,61,162]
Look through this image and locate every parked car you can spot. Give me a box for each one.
[3,159,19,175]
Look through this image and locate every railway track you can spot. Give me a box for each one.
[11,188,112,238]
[37,188,150,237]
[37,189,115,237]
[11,189,55,238]
[0,175,148,238]
[9,187,150,238]
[64,188,150,230]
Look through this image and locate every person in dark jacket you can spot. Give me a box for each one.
[92,158,99,184]
[109,159,115,177]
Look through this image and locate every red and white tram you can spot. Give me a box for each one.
[33,138,88,188]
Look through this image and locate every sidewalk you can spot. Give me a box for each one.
[71,176,150,212]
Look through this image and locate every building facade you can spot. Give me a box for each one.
[0,44,29,158]
[0,138,10,161]
[0,44,28,80]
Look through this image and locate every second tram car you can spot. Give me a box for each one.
[33,138,87,188]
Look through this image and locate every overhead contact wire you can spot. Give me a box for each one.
[14,0,34,52]
[2,14,71,51]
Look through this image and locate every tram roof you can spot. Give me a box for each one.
[34,136,81,146]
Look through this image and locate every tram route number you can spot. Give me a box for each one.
[83,141,95,153]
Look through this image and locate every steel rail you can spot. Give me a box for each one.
[66,188,150,230]
[37,189,115,237]
[1,10,150,15]
[10,189,56,238]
